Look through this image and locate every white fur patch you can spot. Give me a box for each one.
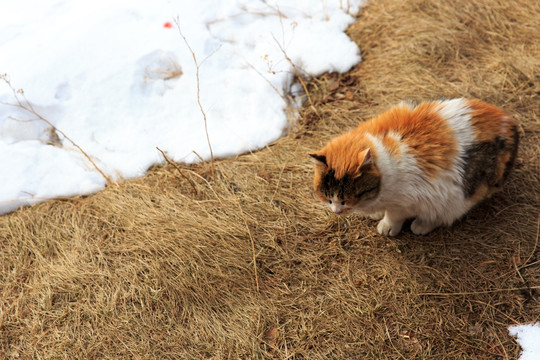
[360,100,479,231]
[436,98,475,178]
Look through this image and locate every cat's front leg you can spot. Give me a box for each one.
[377,210,407,236]
[368,211,385,221]
[411,218,439,235]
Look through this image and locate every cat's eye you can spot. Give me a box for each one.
[341,201,345,206]
[328,200,332,204]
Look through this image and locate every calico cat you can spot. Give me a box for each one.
[310,98,519,236]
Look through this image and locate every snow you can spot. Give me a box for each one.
[509,323,540,360]
[0,0,364,214]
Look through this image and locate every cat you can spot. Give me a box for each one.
[310,98,519,236]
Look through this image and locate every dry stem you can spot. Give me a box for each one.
[156,147,198,195]
[0,75,112,184]
[235,198,260,294]
[271,34,317,114]
[173,19,216,180]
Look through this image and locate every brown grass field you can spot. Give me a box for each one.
[1,0,539,358]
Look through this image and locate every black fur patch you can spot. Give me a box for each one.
[462,141,498,198]
[309,153,327,166]
[501,125,519,184]
[319,169,380,201]
[462,129,518,198]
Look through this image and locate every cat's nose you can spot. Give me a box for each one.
[332,206,344,215]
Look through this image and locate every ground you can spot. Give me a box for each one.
[1,0,539,358]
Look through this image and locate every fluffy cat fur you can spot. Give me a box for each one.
[310,98,519,236]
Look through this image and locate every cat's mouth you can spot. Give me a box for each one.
[332,208,352,216]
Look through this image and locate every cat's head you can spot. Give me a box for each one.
[309,148,381,215]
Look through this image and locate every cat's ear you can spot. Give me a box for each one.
[359,148,373,168]
[309,153,327,167]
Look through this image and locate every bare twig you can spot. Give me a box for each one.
[518,215,539,270]
[244,61,290,107]
[241,55,299,134]
[0,74,112,184]
[418,285,540,296]
[235,198,260,294]
[173,19,215,180]
[271,34,317,113]
[383,319,407,360]
[156,147,198,195]
[205,7,287,28]
[191,150,205,163]
[270,161,287,203]
[260,1,289,19]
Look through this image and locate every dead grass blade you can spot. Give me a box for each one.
[1,0,539,358]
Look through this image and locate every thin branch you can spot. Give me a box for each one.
[383,319,408,360]
[518,215,539,270]
[199,44,223,68]
[270,161,287,203]
[418,285,540,296]
[173,19,215,180]
[0,74,112,184]
[244,61,290,107]
[241,57,298,134]
[259,1,289,19]
[156,147,198,195]
[271,34,317,113]
[191,150,205,163]
[235,198,260,294]
[206,10,286,28]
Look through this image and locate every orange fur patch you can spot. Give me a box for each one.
[470,182,490,203]
[313,100,517,185]
[494,151,512,184]
[382,135,401,159]
[356,103,458,178]
[467,99,516,142]
[467,99,518,187]
[312,162,326,192]
[314,102,459,179]
[315,135,376,179]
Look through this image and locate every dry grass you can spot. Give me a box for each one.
[1,0,539,358]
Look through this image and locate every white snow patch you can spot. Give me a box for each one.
[509,323,540,360]
[0,0,365,214]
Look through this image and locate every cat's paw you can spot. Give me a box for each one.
[377,218,402,236]
[368,211,385,221]
[411,218,437,235]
